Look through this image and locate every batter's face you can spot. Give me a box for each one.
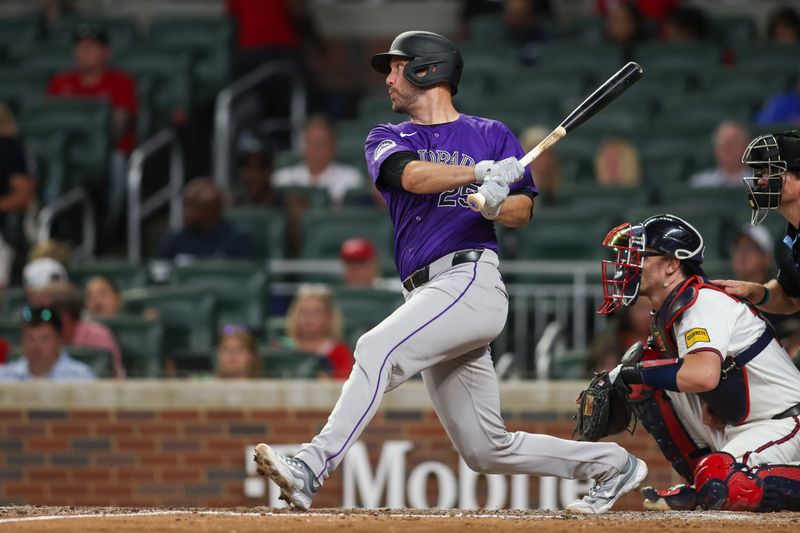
[386,58,426,114]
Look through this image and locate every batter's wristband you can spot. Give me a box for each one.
[637,358,683,392]
[755,286,771,306]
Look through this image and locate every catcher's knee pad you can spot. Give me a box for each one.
[694,452,763,511]
[754,464,800,512]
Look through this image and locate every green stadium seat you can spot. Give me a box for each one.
[113,46,193,131]
[171,261,267,330]
[64,345,113,378]
[19,98,111,186]
[259,347,325,378]
[506,207,617,261]
[96,315,164,378]
[48,17,139,50]
[466,13,505,44]
[736,44,800,77]
[0,71,48,116]
[525,43,622,83]
[333,287,404,345]
[146,18,233,102]
[635,42,722,87]
[0,288,26,317]
[301,208,393,260]
[121,286,216,356]
[641,153,692,185]
[24,130,68,204]
[559,183,650,214]
[0,318,21,348]
[226,207,287,260]
[0,15,39,62]
[70,261,148,290]
[17,46,74,78]
[711,16,756,50]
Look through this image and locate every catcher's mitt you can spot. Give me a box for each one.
[575,371,632,442]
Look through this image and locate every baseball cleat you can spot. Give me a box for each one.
[565,453,649,514]
[641,484,699,511]
[253,443,319,510]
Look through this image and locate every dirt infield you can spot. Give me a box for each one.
[1,507,800,532]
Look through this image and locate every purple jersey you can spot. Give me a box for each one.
[364,114,537,280]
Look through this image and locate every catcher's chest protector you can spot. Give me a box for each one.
[651,276,754,426]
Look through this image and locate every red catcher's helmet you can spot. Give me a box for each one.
[598,222,646,315]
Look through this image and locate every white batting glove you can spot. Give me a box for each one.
[474,160,495,184]
[477,178,510,220]
[485,157,525,186]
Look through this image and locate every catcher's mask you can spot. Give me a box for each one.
[598,214,705,314]
[742,131,800,225]
[598,222,646,315]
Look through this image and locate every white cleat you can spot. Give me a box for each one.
[565,453,649,515]
[253,443,319,510]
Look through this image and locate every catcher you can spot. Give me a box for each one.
[576,213,800,511]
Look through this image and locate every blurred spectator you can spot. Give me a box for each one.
[272,115,364,207]
[521,126,562,205]
[280,284,354,379]
[586,297,651,375]
[603,2,647,60]
[235,145,283,207]
[767,6,800,43]
[23,257,68,294]
[0,306,94,381]
[731,225,773,285]
[594,137,641,186]
[84,276,122,318]
[226,0,322,76]
[0,104,37,287]
[27,240,72,269]
[502,0,552,45]
[776,318,800,364]
[158,178,256,262]
[661,6,710,42]
[30,281,125,378]
[756,80,800,126]
[47,23,138,154]
[689,121,750,188]
[216,324,261,378]
[340,237,380,288]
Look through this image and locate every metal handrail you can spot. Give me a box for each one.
[213,61,307,188]
[37,188,96,260]
[127,129,184,263]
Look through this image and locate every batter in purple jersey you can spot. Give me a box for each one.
[254,30,647,514]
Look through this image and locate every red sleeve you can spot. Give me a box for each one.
[327,343,354,380]
[47,74,66,96]
[111,71,138,113]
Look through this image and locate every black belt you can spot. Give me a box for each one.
[402,249,484,291]
[773,403,800,420]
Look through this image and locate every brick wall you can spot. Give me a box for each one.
[0,382,680,509]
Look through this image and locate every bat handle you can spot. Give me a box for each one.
[467,192,485,211]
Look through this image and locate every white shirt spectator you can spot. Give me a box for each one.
[688,166,750,188]
[273,162,363,205]
[0,349,95,381]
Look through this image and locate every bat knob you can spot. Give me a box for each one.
[467,192,485,212]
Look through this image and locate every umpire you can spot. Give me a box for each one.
[716,131,800,317]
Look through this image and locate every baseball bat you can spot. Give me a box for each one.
[467,61,644,211]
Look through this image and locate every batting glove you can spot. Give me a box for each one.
[477,178,510,220]
[482,157,525,186]
[473,160,495,184]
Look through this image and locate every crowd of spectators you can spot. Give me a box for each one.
[1,1,800,380]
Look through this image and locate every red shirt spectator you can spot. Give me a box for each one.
[226,0,300,50]
[47,23,138,153]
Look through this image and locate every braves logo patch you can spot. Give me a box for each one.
[374,139,396,161]
[684,327,710,348]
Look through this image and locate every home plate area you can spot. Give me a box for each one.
[1,507,800,532]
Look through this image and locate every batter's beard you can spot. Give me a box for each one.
[390,87,422,114]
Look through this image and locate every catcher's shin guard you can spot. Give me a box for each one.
[694,452,763,511]
[755,464,800,512]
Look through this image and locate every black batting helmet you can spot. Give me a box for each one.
[742,130,800,225]
[642,214,705,269]
[371,31,463,95]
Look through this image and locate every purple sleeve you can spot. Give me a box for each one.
[495,123,537,196]
[364,125,415,184]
